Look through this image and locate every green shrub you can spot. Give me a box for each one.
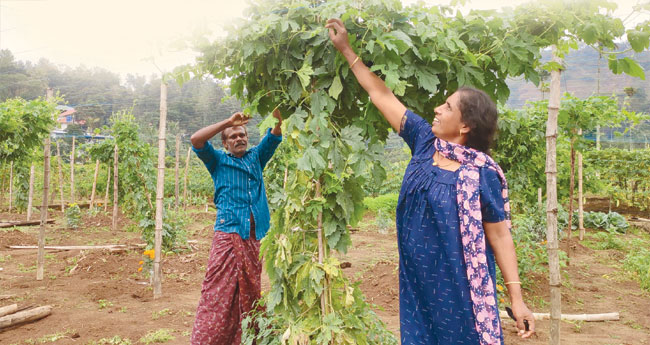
[624,248,650,291]
[583,211,629,233]
[363,193,399,216]
[64,203,82,229]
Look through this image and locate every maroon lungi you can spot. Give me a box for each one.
[190,226,261,345]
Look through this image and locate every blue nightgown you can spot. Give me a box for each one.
[396,110,507,345]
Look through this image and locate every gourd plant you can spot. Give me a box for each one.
[191,0,546,343]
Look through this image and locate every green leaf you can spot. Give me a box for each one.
[627,29,650,52]
[296,63,314,90]
[618,57,645,80]
[329,75,343,100]
[416,69,440,94]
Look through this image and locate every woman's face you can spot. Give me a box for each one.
[432,91,468,143]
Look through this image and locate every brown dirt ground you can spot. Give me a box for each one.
[1,208,649,344]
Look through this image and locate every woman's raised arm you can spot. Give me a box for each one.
[326,18,406,132]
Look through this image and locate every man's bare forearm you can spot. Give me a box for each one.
[190,119,231,149]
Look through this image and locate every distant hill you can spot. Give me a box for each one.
[506,43,650,111]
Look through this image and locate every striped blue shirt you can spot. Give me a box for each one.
[192,128,282,240]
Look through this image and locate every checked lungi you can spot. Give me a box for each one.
[190,225,262,345]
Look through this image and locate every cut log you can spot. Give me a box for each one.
[0,295,13,301]
[7,244,145,250]
[0,219,54,228]
[0,304,17,317]
[499,310,619,321]
[0,305,52,330]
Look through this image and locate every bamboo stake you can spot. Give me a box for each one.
[56,141,64,212]
[499,310,618,322]
[37,89,53,281]
[174,134,180,211]
[104,166,111,212]
[70,136,75,204]
[315,180,327,315]
[545,46,562,345]
[27,164,35,220]
[568,137,576,242]
[183,146,191,209]
[0,162,5,207]
[112,145,118,231]
[153,82,167,299]
[578,152,585,240]
[538,188,542,206]
[89,159,100,208]
[9,161,13,212]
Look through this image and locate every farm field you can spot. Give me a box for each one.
[1,206,649,345]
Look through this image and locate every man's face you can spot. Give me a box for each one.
[222,126,248,157]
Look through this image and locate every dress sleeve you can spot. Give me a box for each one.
[252,128,282,169]
[398,109,435,155]
[480,167,507,223]
[192,140,220,174]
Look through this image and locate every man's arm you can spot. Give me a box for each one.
[190,112,249,149]
[326,18,407,133]
[271,107,282,136]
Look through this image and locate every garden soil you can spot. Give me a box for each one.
[1,209,649,344]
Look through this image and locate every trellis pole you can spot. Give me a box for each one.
[104,166,111,212]
[578,151,585,240]
[56,141,64,212]
[112,145,118,231]
[545,45,562,345]
[27,164,35,220]
[174,134,180,211]
[89,159,100,208]
[182,146,191,209]
[37,89,53,281]
[8,161,13,212]
[70,136,75,204]
[153,82,168,299]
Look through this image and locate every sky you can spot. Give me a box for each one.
[0,0,645,79]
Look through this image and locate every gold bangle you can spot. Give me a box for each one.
[504,281,521,286]
[350,56,360,68]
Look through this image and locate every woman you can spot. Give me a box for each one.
[325,18,535,344]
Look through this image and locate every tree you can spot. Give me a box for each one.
[191,0,551,343]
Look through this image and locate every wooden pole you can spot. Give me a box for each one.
[538,188,543,207]
[315,180,327,314]
[27,164,35,220]
[0,305,52,330]
[112,145,118,231]
[104,165,111,212]
[182,146,191,209]
[568,137,576,244]
[545,46,562,345]
[89,159,100,208]
[9,161,13,212]
[56,141,64,212]
[153,82,167,299]
[37,89,53,281]
[578,152,585,240]
[174,134,180,211]
[70,136,75,204]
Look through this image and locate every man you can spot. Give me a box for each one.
[189,108,282,345]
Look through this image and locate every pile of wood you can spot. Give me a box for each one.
[0,304,52,331]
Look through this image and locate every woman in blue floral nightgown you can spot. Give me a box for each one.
[326,19,536,345]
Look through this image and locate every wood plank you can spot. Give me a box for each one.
[0,219,55,228]
[7,244,144,250]
[499,310,619,321]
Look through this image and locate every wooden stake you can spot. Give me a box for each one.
[153,82,168,299]
[0,304,18,317]
[0,305,52,330]
[9,161,13,212]
[37,89,53,281]
[112,144,118,231]
[568,137,576,241]
[70,136,75,204]
[174,134,180,211]
[538,188,542,206]
[183,146,191,209]
[27,164,35,221]
[56,141,64,212]
[545,46,562,345]
[499,310,618,322]
[104,166,111,212]
[89,159,100,208]
[578,152,585,240]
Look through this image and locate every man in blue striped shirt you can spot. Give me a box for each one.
[189,109,282,345]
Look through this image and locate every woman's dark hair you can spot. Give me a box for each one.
[456,86,498,154]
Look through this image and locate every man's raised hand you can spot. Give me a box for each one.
[326,18,351,53]
[229,112,250,127]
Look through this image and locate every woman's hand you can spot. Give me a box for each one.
[511,298,535,338]
[325,18,352,54]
